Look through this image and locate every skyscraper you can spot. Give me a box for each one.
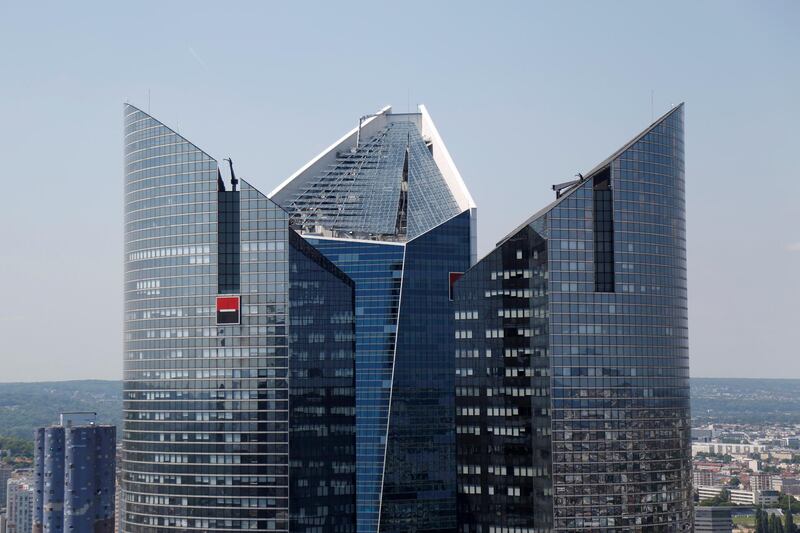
[32,413,116,533]
[453,105,692,531]
[122,105,357,532]
[270,106,476,533]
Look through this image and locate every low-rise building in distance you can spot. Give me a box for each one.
[6,476,33,533]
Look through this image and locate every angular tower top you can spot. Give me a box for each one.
[497,103,684,246]
[270,105,475,241]
[124,103,218,163]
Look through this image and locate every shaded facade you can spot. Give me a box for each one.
[694,507,733,532]
[271,106,475,533]
[33,414,116,533]
[122,105,356,532]
[454,105,691,531]
[0,464,12,511]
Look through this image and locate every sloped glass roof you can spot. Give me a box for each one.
[282,119,461,241]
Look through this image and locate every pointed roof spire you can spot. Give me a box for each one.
[269,105,475,241]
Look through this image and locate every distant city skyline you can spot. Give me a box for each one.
[0,1,798,380]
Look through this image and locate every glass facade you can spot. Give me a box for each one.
[380,211,472,533]
[306,213,472,533]
[286,230,357,531]
[123,105,356,532]
[454,226,552,533]
[279,119,462,241]
[274,111,475,533]
[454,105,691,532]
[121,101,688,533]
[303,237,404,533]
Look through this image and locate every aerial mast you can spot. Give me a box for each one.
[223,158,239,192]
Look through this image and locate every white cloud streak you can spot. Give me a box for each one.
[188,47,208,70]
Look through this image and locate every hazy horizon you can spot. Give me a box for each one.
[0,2,797,381]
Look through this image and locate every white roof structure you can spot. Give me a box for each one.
[270,105,474,241]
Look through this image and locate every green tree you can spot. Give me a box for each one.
[786,500,796,533]
[780,494,800,515]
[0,435,33,459]
[756,508,765,533]
[770,513,785,533]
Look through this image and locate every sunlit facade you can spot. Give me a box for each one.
[122,105,356,532]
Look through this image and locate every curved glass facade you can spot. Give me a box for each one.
[455,105,691,532]
[548,106,690,530]
[123,105,356,532]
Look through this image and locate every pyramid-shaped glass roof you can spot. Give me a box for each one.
[271,106,474,242]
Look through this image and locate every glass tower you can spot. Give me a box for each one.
[123,105,356,532]
[453,105,691,532]
[270,106,476,533]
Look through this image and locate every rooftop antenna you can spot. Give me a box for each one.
[651,90,654,121]
[148,89,151,113]
[223,158,238,192]
[552,173,585,199]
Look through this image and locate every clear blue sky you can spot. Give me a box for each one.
[0,1,797,381]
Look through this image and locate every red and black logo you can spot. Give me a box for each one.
[216,296,240,325]
[449,272,464,301]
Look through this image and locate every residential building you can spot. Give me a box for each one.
[6,477,33,533]
[122,105,357,532]
[453,105,692,531]
[694,507,733,533]
[771,450,795,461]
[757,490,781,506]
[692,442,765,456]
[692,427,716,443]
[780,477,800,496]
[696,486,780,507]
[270,105,475,533]
[694,470,719,488]
[750,473,772,491]
[32,413,116,533]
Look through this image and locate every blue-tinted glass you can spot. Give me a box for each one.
[288,232,357,532]
[453,105,690,532]
[304,237,404,533]
[380,211,472,532]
